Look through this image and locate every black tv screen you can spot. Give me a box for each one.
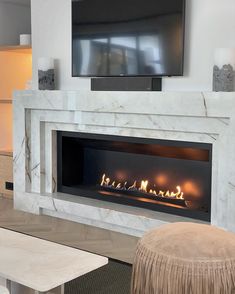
[72,0,185,77]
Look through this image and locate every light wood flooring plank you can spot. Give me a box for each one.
[0,197,138,264]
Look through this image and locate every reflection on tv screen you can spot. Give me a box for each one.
[72,0,185,77]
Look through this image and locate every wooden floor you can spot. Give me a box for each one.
[0,197,138,264]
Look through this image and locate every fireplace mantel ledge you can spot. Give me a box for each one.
[13,90,235,236]
[14,90,235,117]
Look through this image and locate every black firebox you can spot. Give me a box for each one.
[57,131,212,221]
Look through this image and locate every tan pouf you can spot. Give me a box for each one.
[131,222,235,294]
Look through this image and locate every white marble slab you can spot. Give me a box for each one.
[13,90,235,236]
[0,228,108,292]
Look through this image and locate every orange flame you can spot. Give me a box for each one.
[139,180,148,192]
[100,174,184,200]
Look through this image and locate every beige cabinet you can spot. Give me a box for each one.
[0,151,13,198]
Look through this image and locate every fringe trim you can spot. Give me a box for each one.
[131,242,235,294]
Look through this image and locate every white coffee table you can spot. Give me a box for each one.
[0,228,108,293]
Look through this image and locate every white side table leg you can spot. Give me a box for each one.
[34,284,64,294]
[0,278,64,294]
[10,282,33,294]
[0,278,12,293]
[0,277,8,288]
[0,278,34,294]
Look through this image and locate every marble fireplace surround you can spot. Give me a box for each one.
[13,90,235,237]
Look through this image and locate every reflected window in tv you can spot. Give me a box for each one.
[72,0,185,77]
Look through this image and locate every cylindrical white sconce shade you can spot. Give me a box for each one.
[38,57,55,90]
[213,48,235,92]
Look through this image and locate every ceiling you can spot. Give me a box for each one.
[0,0,30,6]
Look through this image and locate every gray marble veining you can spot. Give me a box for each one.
[13,90,235,236]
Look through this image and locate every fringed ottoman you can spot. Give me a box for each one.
[131,222,235,294]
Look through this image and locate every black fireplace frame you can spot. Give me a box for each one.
[57,131,212,222]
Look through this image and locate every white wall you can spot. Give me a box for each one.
[0,1,31,46]
[31,0,235,91]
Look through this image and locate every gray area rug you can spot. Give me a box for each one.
[65,260,132,294]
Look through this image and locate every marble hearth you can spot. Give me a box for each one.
[13,90,235,236]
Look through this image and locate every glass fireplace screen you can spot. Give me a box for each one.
[57,131,212,221]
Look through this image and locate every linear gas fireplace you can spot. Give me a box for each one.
[57,131,212,222]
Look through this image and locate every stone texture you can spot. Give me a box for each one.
[13,90,235,236]
[38,69,55,90]
[213,64,235,92]
[0,228,107,292]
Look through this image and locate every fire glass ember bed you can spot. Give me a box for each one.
[57,131,212,221]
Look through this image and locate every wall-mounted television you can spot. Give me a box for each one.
[72,0,185,77]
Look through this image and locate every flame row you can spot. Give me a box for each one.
[100,174,184,200]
